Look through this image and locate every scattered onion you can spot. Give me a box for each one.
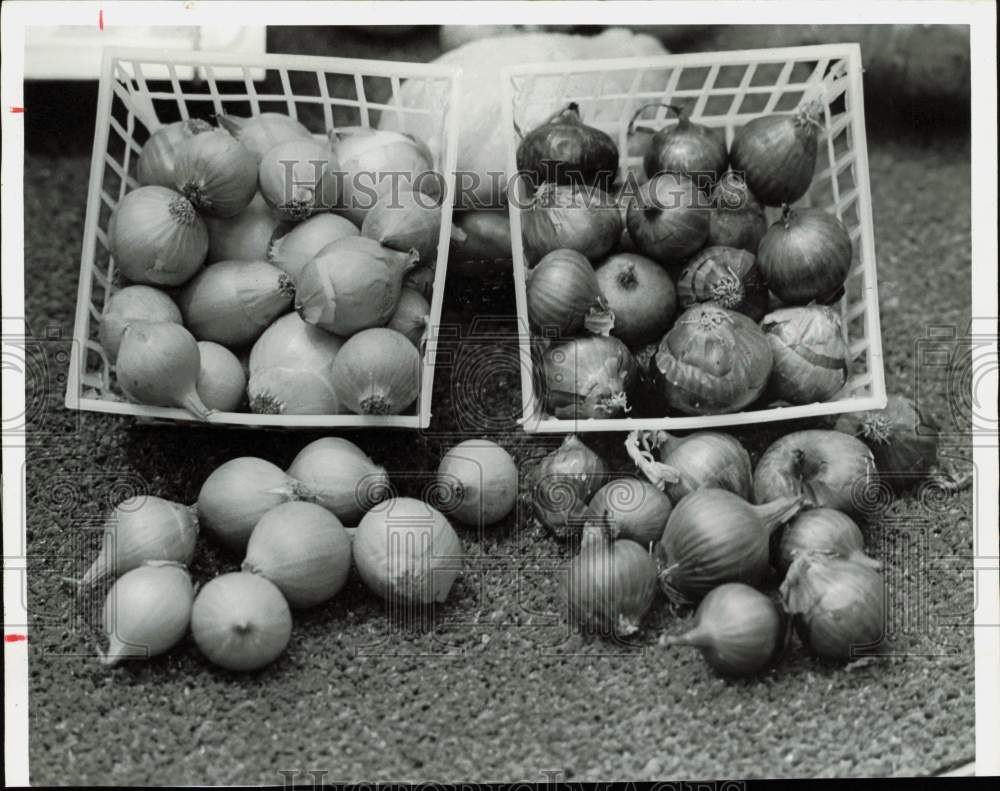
[436,439,519,528]
[286,437,390,524]
[775,508,881,576]
[530,435,607,540]
[582,478,673,548]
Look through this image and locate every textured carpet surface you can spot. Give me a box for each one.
[21,26,976,784]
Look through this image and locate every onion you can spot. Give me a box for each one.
[294,236,419,335]
[625,429,752,502]
[204,193,281,264]
[403,262,436,300]
[330,328,420,415]
[436,439,519,528]
[361,184,442,265]
[516,102,619,189]
[650,304,773,415]
[286,437,390,524]
[561,539,658,637]
[190,572,292,671]
[217,112,312,163]
[753,430,876,517]
[626,173,709,266]
[267,213,360,281]
[108,186,208,287]
[137,119,212,188]
[527,249,614,336]
[529,435,606,540]
[521,182,622,265]
[594,253,676,346]
[541,334,638,420]
[665,583,786,676]
[707,171,768,253]
[173,129,258,218]
[775,508,881,576]
[729,101,823,206]
[258,138,339,221]
[762,306,849,404]
[780,552,884,661]
[242,501,352,608]
[99,285,182,363]
[353,497,464,604]
[448,210,512,276]
[657,488,803,605]
[757,206,853,304]
[177,260,294,347]
[676,246,769,322]
[582,478,672,548]
[630,103,728,186]
[387,287,430,347]
[116,321,212,420]
[247,312,344,415]
[196,341,246,412]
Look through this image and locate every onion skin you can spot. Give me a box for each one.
[582,478,672,548]
[651,304,773,415]
[594,253,676,347]
[753,430,876,517]
[362,185,442,265]
[204,193,281,264]
[542,334,638,420]
[775,508,881,577]
[196,341,247,412]
[137,119,213,189]
[173,129,258,218]
[522,183,622,265]
[268,214,361,281]
[639,105,728,186]
[437,439,519,528]
[676,245,769,322]
[258,138,340,221]
[517,102,619,189]
[99,285,182,363]
[217,112,312,163]
[707,172,768,253]
[729,103,822,207]
[530,434,607,540]
[757,206,853,304]
[762,306,849,404]
[330,327,420,416]
[527,248,613,336]
[626,173,709,266]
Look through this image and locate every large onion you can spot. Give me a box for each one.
[541,335,638,420]
[626,173,709,266]
[632,103,728,186]
[706,171,768,253]
[527,248,613,336]
[594,253,676,347]
[521,183,622,266]
[516,102,619,189]
[762,306,849,404]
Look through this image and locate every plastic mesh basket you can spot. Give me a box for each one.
[502,43,887,433]
[65,47,462,429]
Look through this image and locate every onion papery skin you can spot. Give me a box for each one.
[527,248,612,337]
[657,488,803,605]
[173,130,258,218]
[436,439,519,528]
[762,306,849,404]
[706,172,768,253]
[362,185,442,265]
[217,113,312,163]
[268,213,361,281]
[757,206,853,304]
[641,108,728,187]
[676,245,769,322]
[753,430,876,517]
[561,539,658,638]
[729,103,822,207]
[594,253,676,347]
[109,186,208,287]
[387,287,430,348]
[196,341,247,412]
[258,138,340,221]
[775,508,881,577]
[330,327,420,416]
[286,437,390,524]
[137,119,213,188]
[530,435,607,540]
[583,478,672,548]
[780,552,884,661]
[627,430,752,502]
[542,334,638,420]
[626,173,709,266]
[516,103,619,189]
[522,183,622,266]
[204,193,282,264]
[651,304,773,416]
[99,285,183,363]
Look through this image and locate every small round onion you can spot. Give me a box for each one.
[676,245,769,321]
[541,334,638,420]
[331,327,420,416]
[594,253,676,347]
[516,102,619,189]
[258,138,339,221]
[137,119,213,188]
[527,249,613,337]
[707,172,768,253]
[775,508,881,576]
[436,439,518,528]
[173,129,259,218]
[99,285,182,363]
[633,103,728,186]
[521,183,622,265]
[762,305,849,404]
[530,435,607,540]
[582,478,673,548]
[626,173,709,266]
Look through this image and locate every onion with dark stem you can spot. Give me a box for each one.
[517,102,619,189]
[629,103,728,187]
[676,245,769,321]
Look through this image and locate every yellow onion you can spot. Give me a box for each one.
[353,497,464,604]
[561,539,658,638]
[330,327,420,415]
[665,583,786,676]
[527,249,614,337]
[362,184,442,265]
[387,287,430,347]
[217,112,312,163]
[286,437,390,524]
[542,335,638,420]
[259,138,340,221]
[729,101,823,206]
[242,501,352,608]
[82,496,198,586]
[195,341,246,412]
[776,508,881,576]
[99,285,182,363]
[116,320,212,420]
[522,183,622,266]
[631,103,728,186]
[173,129,258,218]
[651,304,772,415]
[177,260,294,347]
[100,562,194,666]
[762,306,849,404]
[247,312,344,415]
[204,193,281,264]
[657,488,803,605]
[780,551,884,661]
[529,435,607,540]
[707,171,768,253]
[757,206,853,304]
[626,173,709,266]
[594,253,676,347]
[109,186,208,287]
[753,430,876,517]
[294,236,419,335]
[267,213,360,281]
[191,572,292,671]
[137,119,213,188]
[676,245,769,322]
[436,439,518,528]
[582,478,673,548]
[516,102,619,189]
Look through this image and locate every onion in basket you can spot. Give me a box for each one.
[258,138,340,221]
[762,305,849,404]
[522,182,622,265]
[195,341,246,412]
[173,129,259,218]
[267,213,360,281]
[217,112,312,163]
[676,245,769,322]
[331,327,420,416]
[99,285,182,363]
[706,171,768,254]
[541,334,638,420]
[204,193,282,264]
[516,102,619,189]
[527,248,614,337]
[631,103,728,186]
[625,173,709,266]
[594,253,676,347]
[137,119,213,189]
[362,184,443,265]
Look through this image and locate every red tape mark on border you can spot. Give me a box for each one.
[5,634,27,643]
[99,9,104,30]
[10,106,24,113]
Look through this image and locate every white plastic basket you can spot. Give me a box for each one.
[502,43,887,433]
[65,47,462,429]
